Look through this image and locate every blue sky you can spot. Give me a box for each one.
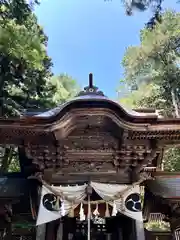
[35,0,180,99]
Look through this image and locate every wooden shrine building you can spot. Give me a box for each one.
[1,74,180,240]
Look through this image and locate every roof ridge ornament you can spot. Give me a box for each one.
[77,73,105,97]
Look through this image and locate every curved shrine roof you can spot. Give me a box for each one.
[1,73,180,131]
[147,172,180,199]
[24,72,158,123]
[35,94,158,119]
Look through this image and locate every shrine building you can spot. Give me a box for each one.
[0,74,180,240]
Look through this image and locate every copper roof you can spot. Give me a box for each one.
[34,96,158,119]
[1,74,180,136]
[24,73,158,121]
[147,172,180,199]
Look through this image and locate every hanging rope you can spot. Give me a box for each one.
[114,172,153,199]
[28,172,153,205]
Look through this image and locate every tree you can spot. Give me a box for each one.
[120,10,180,172]
[0,0,55,173]
[0,1,56,117]
[120,83,171,117]
[122,0,163,15]
[107,1,179,31]
[122,10,180,117]
[51,74,80,104]
[162,147,180,171]
[0,1,79,173]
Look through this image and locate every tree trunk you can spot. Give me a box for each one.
[0,146,13,173]
[0,74,4,117]
[0,56,8,118]
[171,88,180,118]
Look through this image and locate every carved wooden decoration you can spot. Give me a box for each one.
[1,78,180,183]
[23,113,160,183]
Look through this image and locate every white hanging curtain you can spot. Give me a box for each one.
[52,184,87,216]
[36,184,87,225]
[91,182,143,221]
[36,181,143,225]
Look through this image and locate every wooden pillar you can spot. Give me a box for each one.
[117,226,123,240]
[106,233,111,240]
[4,222,12,240]
[45,220,59,240]
[36,224,46,240]
[56,220,63,240]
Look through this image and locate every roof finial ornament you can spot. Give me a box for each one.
[89,73,93,88]
[77,73,105,97]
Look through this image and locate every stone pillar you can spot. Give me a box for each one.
[36,224,46,240]
[135,220,145,240]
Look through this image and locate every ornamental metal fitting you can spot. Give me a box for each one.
[77,73,105,97]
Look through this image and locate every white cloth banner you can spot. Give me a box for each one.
[36,182,143,225]
[91,182,143,221]
[36,184,87,225]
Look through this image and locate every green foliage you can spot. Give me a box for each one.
[120,83,172,117]
[0,0,40,23]
[0,0,79,173]
[122,0,163,15]
[120,83,159,107]
[122,10,180,117]
[0,18,45,67]
[145,221,170,231]
[0,146,20,173]
[163,147,180,171]
[120,10,180,172]
[0,0,55,117]
[51,74,80,104]
[123,11,180,83]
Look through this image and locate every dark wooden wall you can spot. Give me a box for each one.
[145,230,172,240]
